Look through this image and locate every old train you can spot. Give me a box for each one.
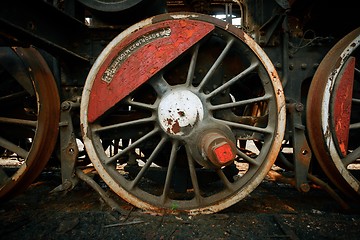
[0,0,359,214]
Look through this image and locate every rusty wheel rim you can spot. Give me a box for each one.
[307,27,360,199]
[0,47,60,200]
[81,13,285,214]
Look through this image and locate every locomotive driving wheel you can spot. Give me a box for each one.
[307,27,360,200]
[81,13,285,214]
[0,47,60,199]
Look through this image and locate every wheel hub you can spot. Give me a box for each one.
[199,131,237,167]
[158,89,204,136]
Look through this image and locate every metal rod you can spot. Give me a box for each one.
[75,168,124,214]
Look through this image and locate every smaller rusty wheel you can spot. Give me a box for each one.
[0,47,60,200]
[307,27,360,199]
[81,13,285,214]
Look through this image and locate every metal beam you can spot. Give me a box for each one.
[0,0,89,63]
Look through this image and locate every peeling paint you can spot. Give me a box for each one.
[87,19,214,123]
[158,89,204,136]
[170,14,199,19]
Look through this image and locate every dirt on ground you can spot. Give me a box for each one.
[0,169,359,240]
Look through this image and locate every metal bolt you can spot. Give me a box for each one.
[275,62,282,69]
[300,183,310,192]
[295,103,304,112]
[68,148,75,155]
[201,132,236,167]
[61,101,71,111]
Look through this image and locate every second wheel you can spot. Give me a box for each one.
[307,27,360,200]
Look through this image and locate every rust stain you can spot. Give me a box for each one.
[87,19,214,123]
[171,120,181,134]
[333,57,355,155]
[149,67,158,74]
[334,56,343,69]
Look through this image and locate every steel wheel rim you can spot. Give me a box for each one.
[0,47,60,199]
[81,13,285,214]
[307,27,360,198]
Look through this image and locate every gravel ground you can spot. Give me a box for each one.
[0,169,359,240]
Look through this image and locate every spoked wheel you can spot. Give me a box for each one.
[0,47,60,200]
[81,13,285,214]
[307,27,360,199]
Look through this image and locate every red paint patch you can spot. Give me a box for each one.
[87,19,215,123]
[213,143,236,164]
[334,57,355,156]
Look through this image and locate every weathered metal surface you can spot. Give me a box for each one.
[158,89,204,135]
[287,102,312,192]
[307,27,360,199]
[333,57,355,156]
[2,0,359,215]
[200,131,236,167]
[81,13,286,215]
[87,19,214,122]
[58,100,81,191]
[0,47,60,199]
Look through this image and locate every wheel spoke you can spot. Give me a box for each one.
[0,117,37,127]
[352,98,360,105]
[213,118,272,134]
[206,62,259,99]
[126,98,157,111]
[343,146,360,166]
[186,145,202,203]
[161,140,179,204]
[0,91,28,103]
[0,136,28,159]
[216,169,235,191]
[106,128,159,164]
[149,75,171,97]
[197,38,235,91]
[236,149,259,166]
[349,122,360,129]
[129,137,168,189]
[185,44,200,87]
[94,117,155,133]
[209,94,271,111]
[355,67,360,78]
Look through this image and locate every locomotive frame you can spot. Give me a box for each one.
[0,0,359,214]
